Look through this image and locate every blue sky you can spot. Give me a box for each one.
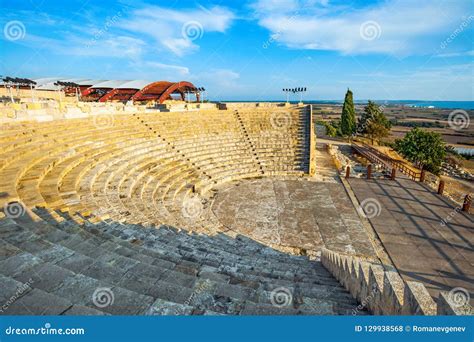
[1,0,473,101]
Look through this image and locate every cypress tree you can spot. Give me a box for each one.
[341,89,356,136]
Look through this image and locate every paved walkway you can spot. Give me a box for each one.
[212,177,376,257]
[313,142,339,183]
[348,177,473,302]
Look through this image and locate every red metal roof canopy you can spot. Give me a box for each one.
[81,80,198,103]
[131,81,198,103]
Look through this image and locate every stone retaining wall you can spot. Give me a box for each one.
[309,105,316,176]
[0,100,220,122]
[320,248,472,315]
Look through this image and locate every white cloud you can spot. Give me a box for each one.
[253,0,472,55]
[141,61,189,76]
[435,50,474,58]
[82,36,145,59]
[2,4,235,58]
[189,69,243,98]
[119,5,235,56]
[15,33,146,59]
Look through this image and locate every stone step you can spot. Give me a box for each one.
[0,213,364,315]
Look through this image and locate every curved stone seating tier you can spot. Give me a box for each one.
[1,108,310,233]
[29,132,157,210]
[1,126,141,207]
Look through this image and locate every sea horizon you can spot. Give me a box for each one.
[220,100,474,110]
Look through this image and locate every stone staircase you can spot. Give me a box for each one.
[0,106,369,315]
[0,208,368,315]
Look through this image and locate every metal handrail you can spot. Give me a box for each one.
[352,142,422,181]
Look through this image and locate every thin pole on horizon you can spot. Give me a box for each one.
[9,85,14,103]
[199,87,206,104]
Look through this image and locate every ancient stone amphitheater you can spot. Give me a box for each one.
[0,103,465,315]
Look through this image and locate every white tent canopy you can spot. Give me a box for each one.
[116,80,150,90]
[90,80,132,89]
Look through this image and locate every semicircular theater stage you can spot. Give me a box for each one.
[211,177,375,255]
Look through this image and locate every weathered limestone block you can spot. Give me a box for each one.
[368,264,385,314]
[402,281,436,315]
[341,257,353,291]
[348,258,361,299]
[327,251,337,275]
[437,292,473,315]
[333,253,343,280]
[357,261,371,303]
[382,271,404,315]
